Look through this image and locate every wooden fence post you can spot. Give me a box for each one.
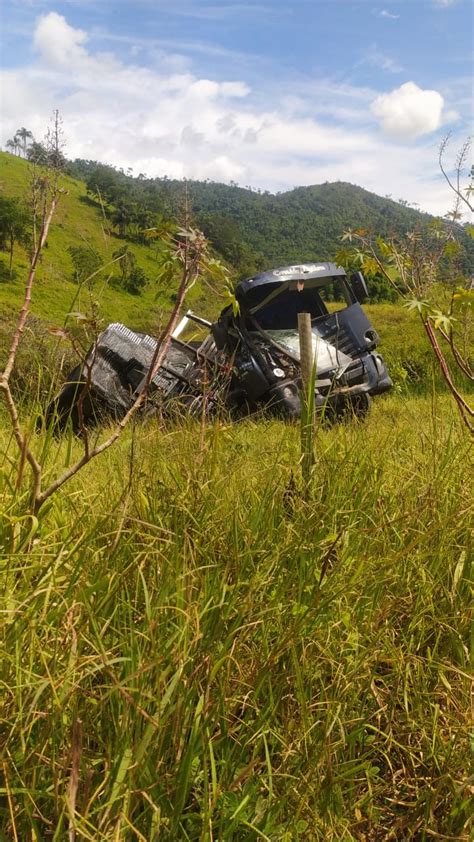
[298,312,315,486]
[298,312,314,394]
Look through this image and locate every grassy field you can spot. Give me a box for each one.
[1,152,472,840]
[0,392,472,840]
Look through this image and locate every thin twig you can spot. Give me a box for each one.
[67,717,83,842]
[33,246,197,514]
[0,377,42,503]
[439,135,473,215]
[438,327,474,381]
[423,318,473,432]
[3,195,59,383]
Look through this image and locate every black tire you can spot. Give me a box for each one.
[348,392,372,419]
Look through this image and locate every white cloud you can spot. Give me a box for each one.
[34,11,88,66]
[371,82,445,139]
[361,45,403,73]
[378,10,400,19]
[0,13,463,215]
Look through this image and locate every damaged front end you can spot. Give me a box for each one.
[212,262,392,420]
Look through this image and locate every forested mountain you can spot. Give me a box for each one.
[67,158,473,282]
[170,180,429,260]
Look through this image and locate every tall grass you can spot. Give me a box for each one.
[0,394,472,840]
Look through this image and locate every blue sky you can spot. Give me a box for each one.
[1,0,472,214]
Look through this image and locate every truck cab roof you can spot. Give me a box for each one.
[236,262,347,299]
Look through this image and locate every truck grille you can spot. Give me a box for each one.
[319,322,354,355]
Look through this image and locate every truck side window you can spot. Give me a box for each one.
[319,279,349,312]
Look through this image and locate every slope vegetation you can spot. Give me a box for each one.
[186,180,433,263]
[0,153,213,332]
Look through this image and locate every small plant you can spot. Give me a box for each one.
[68,244,103,287]
[112,244,148,294]
[337,137,473,434]
[0,196,31,279]
[338,224,473,432]
[299,362,317,489]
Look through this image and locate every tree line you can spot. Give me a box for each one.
[5,126,66,168]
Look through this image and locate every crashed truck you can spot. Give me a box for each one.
[47,262,392,429]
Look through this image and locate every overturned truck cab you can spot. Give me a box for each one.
[47,262,392,429]
[220,261,392,419]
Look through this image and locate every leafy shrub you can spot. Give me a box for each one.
[68,244,103,286]
[112,245,148,295]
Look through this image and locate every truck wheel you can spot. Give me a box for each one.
[331,393,372,422]
[351,392,372,419]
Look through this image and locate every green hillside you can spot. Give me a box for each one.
[0,152,219,333]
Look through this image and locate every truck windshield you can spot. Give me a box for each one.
[250,287,329,331]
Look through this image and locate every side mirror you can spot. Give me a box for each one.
[211,321,228,350]
[350,271,369,303]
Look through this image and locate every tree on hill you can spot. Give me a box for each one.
[27,142,49,166]
[16,151,474,286]
[112,245,148,294]
[111,199,137,238]
[126,209,164,244]
[46,145,66,170]
[85,165,127,206]
[22,139,67,170]
[68,244,103,287]
[198,212,265,277]
[14,127,34,158]
[6,137,21,156]
[0,196,31,278]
